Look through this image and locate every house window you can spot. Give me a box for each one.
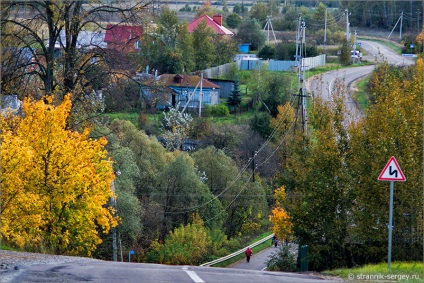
[135,40,140,49]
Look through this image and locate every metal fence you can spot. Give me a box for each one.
[238,54,326,72]
[201,54,326,78]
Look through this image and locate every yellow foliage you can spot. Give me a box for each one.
[270,103,296,134]
[0,95,116,256]
[274,185,287,207]
[269,207,292,241]
[269,186,292,241]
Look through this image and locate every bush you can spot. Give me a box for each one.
[204,103,230,117]
[266,245,297,272]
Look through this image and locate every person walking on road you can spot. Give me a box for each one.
[271,235,278,247]
[245,247,252,263]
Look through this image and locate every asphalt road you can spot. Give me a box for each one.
[4,257,344,283]
[307,40,416,124]
[228,246,279,270]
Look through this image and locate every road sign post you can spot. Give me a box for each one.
[378,156,405,270]
[129,250,135,262]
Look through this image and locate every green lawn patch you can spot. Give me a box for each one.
[323,262,423,283]
[105,112,140,125]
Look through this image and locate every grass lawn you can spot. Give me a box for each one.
[106,112,140,125]
[322,262,423,283]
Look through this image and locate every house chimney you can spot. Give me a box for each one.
[213,14,222,26]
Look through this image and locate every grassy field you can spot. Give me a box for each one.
[106,112,140,124]
[323,262,424,283]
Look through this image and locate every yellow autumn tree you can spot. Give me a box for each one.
[269,186,292,241]
[0,95,117,256]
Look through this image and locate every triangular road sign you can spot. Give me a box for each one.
[378,156,406,182]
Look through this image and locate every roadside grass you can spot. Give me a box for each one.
[211,232,273,267]
[351,76,371,112]
[1,244,17,251]
[322,262,423,283]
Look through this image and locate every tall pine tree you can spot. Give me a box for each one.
[227,75,242,111]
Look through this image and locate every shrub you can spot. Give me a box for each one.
[205,103,230,117]
[266,245,297,272]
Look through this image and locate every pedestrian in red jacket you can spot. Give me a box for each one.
[245,247,252,263]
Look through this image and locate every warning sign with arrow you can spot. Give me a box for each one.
[378,156,406,182]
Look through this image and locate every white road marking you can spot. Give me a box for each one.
[182,267,205,283]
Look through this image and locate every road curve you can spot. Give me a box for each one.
[307,39,416,124]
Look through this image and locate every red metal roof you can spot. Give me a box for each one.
[187,14,233,36]
[104,24,143,43]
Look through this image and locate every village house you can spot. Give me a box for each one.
[139,73,221,112]
[187,14,233,37]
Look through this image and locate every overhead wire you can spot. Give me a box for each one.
[161,71,301,218]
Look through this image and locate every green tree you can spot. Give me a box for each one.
[107,119,170,247]
[147,214,212,265]
[227,75,242,111]
[258,44,276,60]
[267,0,280,17]
[339,38,351,66]
[286,93,353,271]
[213,36,239,66]
[226,13,242,29]
[156,153,224,237]
[233,3,247,15]
[192,146,239,197]
[93,145,144,260]
[250,112,273,139]
[158,7,179,48]
[250,3,268,24]
[347,59,423,263]
[236,19,266,51]
[177,23,195,73]
[192,20,216,70]
[248,70,294,117]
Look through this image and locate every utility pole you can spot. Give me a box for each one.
[345,9,350,44]
[198,73,203,117]
[110,170,121,262]
[110,180,118,262]
[264,16,277,42]
[293,16,308,135]
[388,12,403,40]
